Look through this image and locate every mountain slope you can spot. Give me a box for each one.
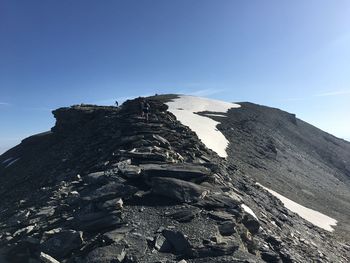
[213,102,350,240]
[0,96,349,262]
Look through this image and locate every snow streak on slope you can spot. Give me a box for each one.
[166,95,240,158]
[257,183,337,232]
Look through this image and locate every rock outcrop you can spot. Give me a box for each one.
[0,96,349,262]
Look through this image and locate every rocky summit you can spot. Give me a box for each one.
[0,96,349,263]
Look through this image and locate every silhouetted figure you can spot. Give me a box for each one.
[140,99,150,122]
[115,101,119,107]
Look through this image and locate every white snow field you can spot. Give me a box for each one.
[257,183,337,232]
[166,95,240,158]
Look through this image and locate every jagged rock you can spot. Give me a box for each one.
[74,211,124,232]
[162,229,192,255]
[85,244,126,263]
[118,164,141,179]
[39,252,60,263]
[208,211,235,221]
[102,227,131,243]
[265,234,282,250]
[82,182,137,202]
[152,177,208,203]
[36,206,56,218]
[127,151,169,163]
[260,249,281,263]
[141,163,210,181]
[155,234,172,252]
[166,207,200,222]
[192,240,240,258]
[41,229,83,259]
[195,194,241,209]
[150,134,170,147]
[242,213,260,235]
[13,225,35,237]
[85,171,111,185]
[218,221,236,236]
[97,198,123,211]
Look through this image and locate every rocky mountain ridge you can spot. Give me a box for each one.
[0,96,349,262]
[217,102,350,240]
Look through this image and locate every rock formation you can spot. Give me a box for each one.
[0,96,349,262]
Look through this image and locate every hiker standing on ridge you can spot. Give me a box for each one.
[140,99,150,122]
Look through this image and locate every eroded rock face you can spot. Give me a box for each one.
[0,96,349,263]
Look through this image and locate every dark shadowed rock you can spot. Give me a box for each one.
[260,249,281,263]
[74,212,124,232]
[208,211,235,221]
[193,240,240,258]
[162,229,192,255]
[167,207,200,222]
[242,213,260,235]
[155,234,172,252]
[97,198,123,211]
[82,182,138,202]
[41,229,83,259]
[218,221,236,236]
[85,244,126,263]
[195,194,241,209]
[5,241,38,263]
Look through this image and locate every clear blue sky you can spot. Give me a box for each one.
[1,0,350,153]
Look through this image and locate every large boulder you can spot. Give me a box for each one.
[141,163,210,181]
[74,211,124,232]
[151,177,208,203]
[82,182,137,202]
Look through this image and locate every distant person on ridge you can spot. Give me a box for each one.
[140,99,150,122]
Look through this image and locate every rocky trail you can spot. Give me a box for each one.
[0,97,349,263]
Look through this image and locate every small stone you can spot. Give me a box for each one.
[98,198,123,211]
[218,221,236,236]
[85,244,125,263]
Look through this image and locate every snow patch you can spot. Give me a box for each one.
[241,204,258,220]
[257,183,337,232]
[166,95,240,158]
